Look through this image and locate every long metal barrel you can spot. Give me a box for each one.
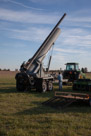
[26,13,66,70]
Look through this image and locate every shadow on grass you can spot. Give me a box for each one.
[15,103,60,116]
[15,98,91,116]
[1,83,91,115]
[0,87,39,94]
[15,105,91,116]
[0,86,55,101]
[0,87,17,93]
[0,81,71,94]
[0,83,15,85]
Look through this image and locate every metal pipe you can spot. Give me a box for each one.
[26,13,66,70]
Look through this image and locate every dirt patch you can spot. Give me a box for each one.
[0,71,18,78]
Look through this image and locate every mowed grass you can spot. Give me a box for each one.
[0,72,91,136]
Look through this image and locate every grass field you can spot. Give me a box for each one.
[0,71,91,136]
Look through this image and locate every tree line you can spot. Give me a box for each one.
[0,68,18,71]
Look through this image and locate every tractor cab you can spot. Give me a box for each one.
[63,63,80,82]
[66,63,79,71]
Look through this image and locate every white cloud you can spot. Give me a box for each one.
[0,7,91,70]
[54,47,85,54]
[50,53,66,70]
[58,28,91,48]
[2,0,43,10]
[3,27,51,42]
[67,16,91,24]
[0,8,58,24]
[30,0,61,4]
[0,8,91,50]
[1,7,91,28]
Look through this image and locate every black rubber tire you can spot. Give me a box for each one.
[47,81,53,91]
[36,79,47,93]
[42,81,47,93]
[16,76,29,92]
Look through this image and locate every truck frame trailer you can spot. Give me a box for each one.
[15,13,66,92]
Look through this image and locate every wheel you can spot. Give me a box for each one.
[42,81,47,93]
[47,81,53,91]
[16,74,29,91]
[36,79,47,93]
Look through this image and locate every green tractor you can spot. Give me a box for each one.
[63,62,91,91]
[63,62,85,82]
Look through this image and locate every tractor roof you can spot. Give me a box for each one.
[65,62,79,65]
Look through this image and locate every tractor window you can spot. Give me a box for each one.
[75,65,79,71]
[66,64,75,70]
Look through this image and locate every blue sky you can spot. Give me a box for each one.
[0,0,91,71]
